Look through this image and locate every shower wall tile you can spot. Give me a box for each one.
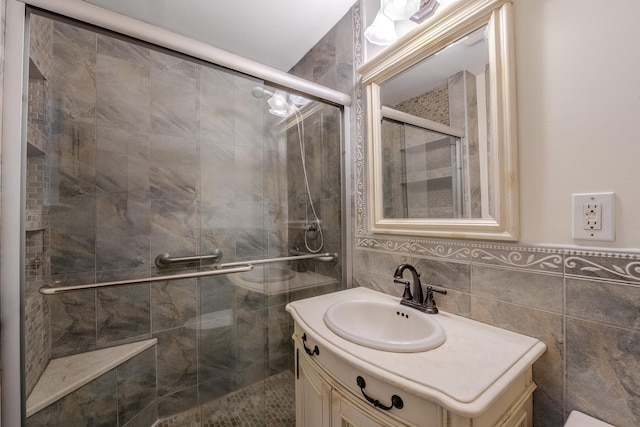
[264,140,287,203]
[97,34,151,63]
[566,318,640,426]
[234,78,264,149]
[96,126,150,195]
[96,190,150,272]
[235,145,264,202]
[122,401,158,427]
[154,327,198,397]
[96,285,151,345]
[151,58,198,138]
[150,133,198,201]
[151,279,197,332]
[200,68,235,146]
[150,198,198,265]
[96,54,150,132]
[53,21,96,54]
[157,385,199,419]
[200,201,237,263]
[57,369,118,427]
[268,304,291,362]
[49,122,97,275]
[51,38,96,121]
[235,202,267,260]
[198,325,236,383]
[198,374,236,405]
[26,404,58,427]
[312,29,336,83]
[199,275,235,312]
[200,142,236,203]
[50,290,96,357]
[116,347,157,426]
[236,308,268,373]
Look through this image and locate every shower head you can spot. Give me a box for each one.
[251,86,274,99]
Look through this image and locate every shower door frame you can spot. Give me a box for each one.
[0,0,354,424]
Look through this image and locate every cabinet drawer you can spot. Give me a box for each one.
[295,327,441,427]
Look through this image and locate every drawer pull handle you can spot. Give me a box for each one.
[356,376,404,411]
[302,333,319,356]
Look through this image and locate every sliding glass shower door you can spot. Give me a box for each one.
[24,10,343,426]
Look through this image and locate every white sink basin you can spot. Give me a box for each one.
[323,299,446,352]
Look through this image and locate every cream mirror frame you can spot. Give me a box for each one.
[359,0,519,241]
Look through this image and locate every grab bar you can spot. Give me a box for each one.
[38,252,338,296]
[39,265,253,295]
[155,249,223,268]
[214,252,338,269]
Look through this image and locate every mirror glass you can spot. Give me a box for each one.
[380,26,490,220]
[359,0,519,240]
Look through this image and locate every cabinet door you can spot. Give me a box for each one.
[331,389,403,427]
[297,349,331,427]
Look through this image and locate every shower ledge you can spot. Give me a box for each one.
[26,338,157,417]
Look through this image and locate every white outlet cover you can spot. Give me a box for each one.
[572,192,615,241]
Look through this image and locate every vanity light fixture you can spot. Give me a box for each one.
[364,8,398,46]
[267,89,290,117]
[383,0,421,21]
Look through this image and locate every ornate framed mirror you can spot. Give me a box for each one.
[359,0,519,241]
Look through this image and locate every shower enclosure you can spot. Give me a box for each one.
[21,10,345,426]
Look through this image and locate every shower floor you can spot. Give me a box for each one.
[157,370,295,427]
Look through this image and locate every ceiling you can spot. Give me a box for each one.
[84,0,358,71]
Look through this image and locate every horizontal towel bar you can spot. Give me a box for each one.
[39,265,253,295]
[155,249,223,268]
[38,252,339,295]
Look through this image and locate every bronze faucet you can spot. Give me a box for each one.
[394,264,447,313]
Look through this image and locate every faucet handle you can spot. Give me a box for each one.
[424,286,447,314]
[394,278,412,300]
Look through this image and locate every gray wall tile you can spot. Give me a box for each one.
[471,266,564,313]
[566,318,640,426]
[117,347,157,426]
[567,278,640,330]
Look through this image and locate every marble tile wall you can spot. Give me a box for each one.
[351,5,639,426]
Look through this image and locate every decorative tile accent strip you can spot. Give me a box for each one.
[471,245,563,274]
[353,1,367,237]
[565,250,640,284]
[357,237,470,260]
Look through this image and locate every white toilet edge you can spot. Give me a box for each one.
[565,410,615,427]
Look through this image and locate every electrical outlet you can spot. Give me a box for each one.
[583,203,602,230]
[572,193,614,241]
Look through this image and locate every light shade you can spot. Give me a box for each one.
[383,0,421,21]
[364,9,398,46]
[267,90,290,117]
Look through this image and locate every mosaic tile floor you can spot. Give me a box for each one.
[158,370,295,427]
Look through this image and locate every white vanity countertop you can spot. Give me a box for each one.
[286,287,546,417]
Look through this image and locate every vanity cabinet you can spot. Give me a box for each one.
[288,288,545,427]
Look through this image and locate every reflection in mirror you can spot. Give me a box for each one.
[380,25,491,220]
